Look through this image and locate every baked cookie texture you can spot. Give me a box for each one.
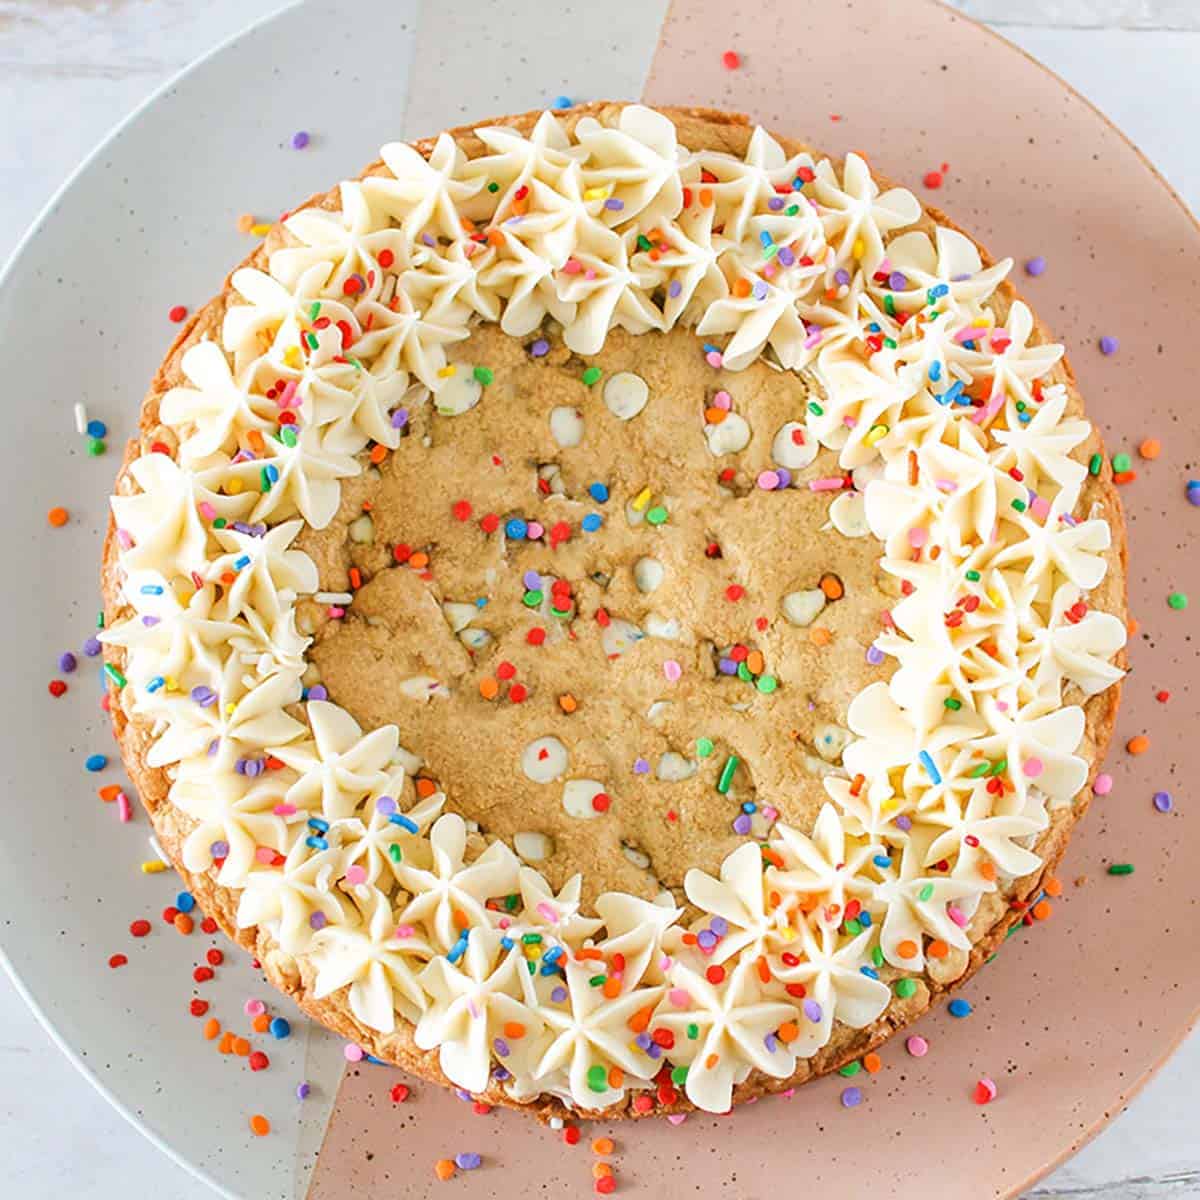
[102,102,1127,1119]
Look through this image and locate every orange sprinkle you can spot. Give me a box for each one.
[732,278,752,299]
[415,777,438,798]
[755,955,771,984]
[98,784,122,802]
[591,1137,615,1155]
[819,573,844,600]
[776,1021,799,1043]
[1031,899,1052,921]
[479,676,499,700]
[809,626,833,646]
[704,1053,719,1070]
[236,213,256,233]
[746,650,765,675]
[593,1163,614,1180]
[927,939,949,959]
[1127,616,1139,636]
[369,443,388,465]
[252,1013,270,1034]
[704,406,728,424]
[1127,734,1150,755]
[863,1052,882,1074]
[607,1066,623,1089]
[897,939,918,960]
[979,861,997,882]
[628,1005,654,1034]
[348,566,362,590]
[47,506,69,527]
[174,913,194,935]
[602,977,621,999]
[761,847,784,869]
[576,947,604,961]
[218,1032,235,1054]
[503,1021,526,1039]
[1044,876,1063,898]
[249,1114,270,1137]
[434,1160,456,1181]
[233,1037,251,1057]
[558,693,578,714]
[1139,437,1161,460]
[203,1018,221,1040]
[698,187,713,207]
[246,429,265,453]
[453,907,470,931]
[408,551,429,569]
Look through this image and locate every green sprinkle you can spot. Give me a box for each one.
[280,424,298,447]
[587,1064,608,1092]
[305,332,319,350]
[487,181,499,193]
[756,674,778,694]
[588,974,606,988]
[582,366,603,386]
[871,946,884,968]
[883,294,895,316]
[894,978,917,999]
[87,438,105,457]
[387,844,402,863]
[736,661,753,682]
[527,960,536,975]
[969,762,990,778]
[965,570,981,582]
[686,1022,700,1040]
[260,466,272,492]
[103,663,126,689]
[473,366,494,386]
[696,737,715,758]
[521,933,543,945]
[838,1061,861,1077]
[763,243,778,260]
[844,918,862,936]
[784,204,800,216]
[308,302,321,321]
[636,235,653,252]
[716,755,740,795]
[1112,452,1132,473]
[808,401,824,416]
[1088,452,1102,476]
[549,604,572,618]
[95,611,105,630]
[1011,498,1027,512]
[212,517,227,530]
[646,505,668,526]
[522,590,543,608]
[990,758,1007,777]
[1168,592,1189,610]
[670,1066,688,1086]
[944,697,962,710]
[918,884,934,902]
[883,337,897,350]
[1107,863,1135,876]
[503,893,519,911]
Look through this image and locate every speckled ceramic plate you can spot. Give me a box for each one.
[1,2,1196,1199]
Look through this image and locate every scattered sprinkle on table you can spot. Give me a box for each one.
[973,1076,998,1105]
[721,50,740,69]
[1024,255,1047,276]
[1093,773,1113,795]
[1126,735,1150,755]
[840,1086,862,1108]
[291,130,310,150]
[948,999,972,1018]
[1139,437,1161,460]
[85,753,107,772]
[906,1035,928,1057]
[434,1159,456,1181]
[168,304,188,323]
[1168,591,1188,610]
[47,506,69,527]
[1153,791,1173,813]
[249,1114,270,1136]
[1107,862,1135,876]
[553,95,573,109]
[455,1152,482,1170]
[1098,334,1119,355]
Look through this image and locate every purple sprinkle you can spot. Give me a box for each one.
[803,999,822,1023]
[604,198,625,211]
[206,739,220,757]
[635,1033,652,1051]
[697,929,718,950]
[887,271,907,290]
[834,268,851,286]
[523,569,542,589]
[895,814,913,832]
[492,1066,511,1082]
[633,757,650,775]
[732,813,753,835]
[1025,255,1047,277]
[710,916,729,937]
[290,130,310,150]
[531,338,550,358]
[307,684,328,701]
[767,197,785,211]
[752,280,768,301]
[1153,791,1173,813]
[190,685,216,707]
[550,986,568,1003]
[647,1043,662,1060]
[141,616,160,627]
[718,658,738,675]
[309,912,328,931]
[493,1038,511,1058]
[668,279,682,298]
[775,467,792,489]
[764,1032,779,1052]
[778,247,796,267]
[391,408,409,429]
[82,637,102,657]
[58,652,77,673]
[1099,335,1119,356]
[841,1086,863,1108]
[865,645,886,666]
[455,1153,482,1171]
[296,1081,311,1100]
[422,233,436,248]
[376,796,398,816]
[455,1089,472,1102]
[210,840,230,859]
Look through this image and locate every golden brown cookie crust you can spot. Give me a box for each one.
[101,102,1127,1119]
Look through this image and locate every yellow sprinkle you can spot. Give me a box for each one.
[987,589,1003,608]
[141,860,168,874]
[864,424,889,446]
[437,364,457,378]
[852,238,865,260]
[881,797,898,813]
[583,186,610,201]
[225,703,236,716]
[778,926,796,943]
[225,478,245,495]
[250,222,273,237]
[632,487,652,512]
[283,346,302,369]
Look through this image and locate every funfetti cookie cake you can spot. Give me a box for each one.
[101,102,1128,1118]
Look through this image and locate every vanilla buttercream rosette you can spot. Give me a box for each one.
[102,104,1126,1117]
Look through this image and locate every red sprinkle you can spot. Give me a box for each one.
[452,499,473,521]
[725,584,745,602]
[721,49,740,70]
[595,1177,616,1195]
[48,680,67,697]
[168,305,188,323]
[249,1051,270,1071]
[526,627,547,646]
[189,999,209,1017]
[108,954,128,969]
[591,792,611,813]
[194,966,214,983]
[1156,690,1170,703]
[206,948,224,966]
[496,661,517,681]
[390,1083,410,1103]
[200,917,218,934]
[129,919,151,938]
[509,683,528,704]
[563,1126,581,1145]
[479,513,500,534]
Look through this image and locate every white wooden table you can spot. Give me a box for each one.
[2,2,1197,1196]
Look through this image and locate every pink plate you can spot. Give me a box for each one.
[302,2,1200,1196]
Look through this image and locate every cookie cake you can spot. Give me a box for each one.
[101,102,1128,1118]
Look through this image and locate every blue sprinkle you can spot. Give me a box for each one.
[270,1017,292,1040]
[588,482,609,503]
[859,911,872,928]
[873,854,892,869]
[307,817,330,833]
[500,936,514,950]
[86,419,108,439]
[581,513,603,533]
[455,1153,482,1171]
[175,892,196,913]
[553,95,573,110]
[918,749,942,785]
[139,584,165,595]
[505,517,528,540]
[948,999,972,1018]
[928,361,943,383]
[861,966,880,979]
[85,754,107,772]
[305,836,329,851]
[388,813,419,834]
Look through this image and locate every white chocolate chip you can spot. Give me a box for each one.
[633,556,664,594]
[434,371,482,416]
[514,831,555,862]
[549,405,585,447]
[442,601,478,633]
[644,613,680,640]
[601,617,644,658]
[829,491,870,538]
[656,752,697,782]
[622,844,651,870]
[851,459,886,490]
[458,628,491,651]
[348,514,375,544]
[562,779,608,819]
[782,589,827,627]
[398,675,450,702]
[705,412,751,456]
[771,421,818,469]
[646,700,673,722]
[813,722,852,762]
[603,371,649,420]
[522,736,569,783]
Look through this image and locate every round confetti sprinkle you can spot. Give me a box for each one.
[922,170,943,189]
[906,1035,928,1057]
[1093,773,1113,795]
[973,1076,998,1105]
[297,1081,311,1100]
[108,953,128,969]
[948,999,972,1018]
[1126,735,1150,755]
[1024,255,1047,276]
[48,680,67,697]
[47,506,69,527]
[840,1086,862,1108]
[1098,335,1119,356]
[1168,591,1188,610]
[83,637,102,657]
[435,1160,456,1181]
[553,95,573,110]
[721,49,740,69]
[270,1017,292,1039]
[249,1114,270,1136]
[85,754,107,772]
[1139,438,1161,460]
[129,919,151,937]
[168,305,188,323]
[344,1042,364,1062]
[455,1153,482,1170]
[1153,791,1173,813]
[291,130,310,150]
